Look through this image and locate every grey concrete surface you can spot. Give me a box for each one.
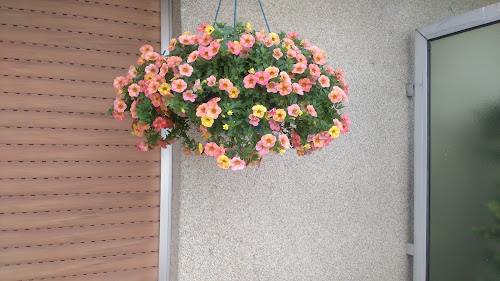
[170,1,497,280]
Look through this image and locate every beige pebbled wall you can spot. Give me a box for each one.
[170,1,497,280]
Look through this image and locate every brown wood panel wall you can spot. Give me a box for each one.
[0,0,161,280]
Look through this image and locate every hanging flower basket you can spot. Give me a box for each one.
[109,21,350,170]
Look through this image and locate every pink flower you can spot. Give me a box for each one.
[307,105,317,117]
[113,111,125,120]
[287,32,299,40]
[187,51,199,63]
[198,34,212,46]
[168,39,176,51]
[287,104,300,117]
[171,79,187,93]
[286,49,296,59]
[309,64,321,77]
[128,83,140,97]
[204,142,220,157]
[207,75,216,87]
[267,82,278,93]
[159,64,169,76]
[137,142,149,152]
[205,103,222,119]
[240,34,255,48]
[198,47,213,60]
[183,90,197,102]
[140,45,154,54]
[243,74,257,89]
[193,79,202,92]
[273,109,286,122]
[208,41,220,57]
[256,30,266,42]
[255,71,270,86]
[197,23,209,33]
[130,101,138,119]
[265,66,279,78]
[128,66,138,78]
[278,81,292,96]
[261,134,276,148]
[248,114,259,126]
[272,48,283,60]
[292,63,307,74]
[230,156,245,171]
[269,119,281,132]
[113,76,125,90]
[153,117,168,131]
[267,108,277,117]
[279,134,290,149]
[178,63,193,77]
[114,99,127,112]
[239,47,250,57]
[280,71,291,83]
[313,52,326,65]
[291,131,300,147]
[341,113,351,124]
[255,141,269,155]
[328,86,344,103]
[218,78,233,92]
[292,83,303,95]
[178,34,193,45]
[326,65,335,74]
[318,75,330,87]
[149,93,162,107]
[145,51,159,61]
[264,37,274,47]
[313,134,326,148]
[196,103,207,117]
[296,54,307,64]
[227,41,241,55]
[298,78,313,92]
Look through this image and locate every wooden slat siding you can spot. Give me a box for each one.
[0,0,161,278]
[0,192,160,214]
[0,177,160,196]
[0,161,160,179]
[0,42,137,69]
[77,0,161,12]
[0,110,133,130]
[0,251,158,281]
[0,221,159,248]
[1,0,161,27]
[2,93,113,114]
[0,76,114,98]
[1,206,160,230]
[45,266,158,281]
[0,127,140,145]
[0,59,124,83]
[0,9,160,42]
[0,236,159,265]
[0,145,160,162]
[0,25,159,53]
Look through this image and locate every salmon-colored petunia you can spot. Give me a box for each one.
[171,79,187,93]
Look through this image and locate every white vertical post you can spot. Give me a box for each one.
[159,0,173,280]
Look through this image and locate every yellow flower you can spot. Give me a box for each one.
[279,149,286,155]
[201,133,212,139]
[245,22,252,31]
[158,83,171,96]
[182,31,191,35]
[119,89,124,94]
[181,108,185,113]
[217,155,230,169]
[227,110,233,116]
[252,105,267,118]
[298,110,303,116]
[329,126,340,138]
[223,124,229,130]
[304,144,311,150]
[201,116,214,127]
[300,40,304,45]
[264,112,270,120]
[235,40,242,48]
[144,73,154,81]
[198,143,204,154]
[283,44,291,50]
[204,25,214,34]
[248,68,255,74]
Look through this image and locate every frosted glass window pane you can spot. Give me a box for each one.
[429,22,500,281]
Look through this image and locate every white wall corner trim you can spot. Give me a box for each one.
[159,0,173,280]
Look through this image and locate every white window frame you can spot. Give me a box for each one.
[413,3,500,281]
[159,0,173,280]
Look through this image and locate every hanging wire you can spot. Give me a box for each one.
[214,0,222,22]
[233,0,238,28]
[258,0,271,32]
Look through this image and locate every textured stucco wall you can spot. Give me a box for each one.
[171,1,497,280]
